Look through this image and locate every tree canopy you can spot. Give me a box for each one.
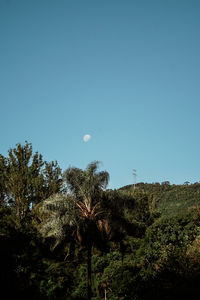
[1,141,200,300]
[0,141,62,217]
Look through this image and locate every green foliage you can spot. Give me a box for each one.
[71,264,88,299]
[0,141,63,217]
[134,212,200,282]
[63,161,109,210]
[39,261,74,300]
[121,182,200,216]
[35,193,77,249]
[1,142,200,299]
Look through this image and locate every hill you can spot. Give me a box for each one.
[119,182,200,216]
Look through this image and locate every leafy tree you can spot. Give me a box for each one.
[1,141,62,217]
[3,141,200,299]
[0,154,9,205]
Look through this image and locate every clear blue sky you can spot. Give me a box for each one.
[0,0,200,188]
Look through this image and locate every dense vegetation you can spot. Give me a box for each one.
[1,142,200,299]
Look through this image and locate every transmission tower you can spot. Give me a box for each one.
[133,169,137,190]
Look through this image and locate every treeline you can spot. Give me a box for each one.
[120,181,200,216]
[1,142,200,300]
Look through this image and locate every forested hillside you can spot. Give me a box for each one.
[120,181,200,216]
[1,142,200,300]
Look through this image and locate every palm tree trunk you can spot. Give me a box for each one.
[87,244,92,300]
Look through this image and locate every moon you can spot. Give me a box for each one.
[83,134,91,142]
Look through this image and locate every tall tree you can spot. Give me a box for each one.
[64,161,110,300]
[37,161,114,300]
[0,154,8,205]
[2,141,63,217]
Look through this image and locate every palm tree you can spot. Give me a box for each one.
[64,161,110,300]
[36,161,113,300]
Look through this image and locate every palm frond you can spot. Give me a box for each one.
[35,193,78,248]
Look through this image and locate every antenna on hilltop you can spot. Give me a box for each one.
[133,169,137,190]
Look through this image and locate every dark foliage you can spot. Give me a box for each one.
[1,142,200,299]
